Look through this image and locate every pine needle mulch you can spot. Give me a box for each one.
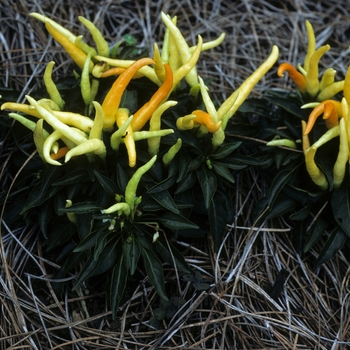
[1,0,350,349]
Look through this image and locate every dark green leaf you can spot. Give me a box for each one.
[110,259,128,319]
[289,204,312,221]
[211,160,247,171]
[265,197,297,220]
[282,152,301,166]
[56,250,87,274]
[209,192,229,251]
[77,212,95,240]
[147,175,177,194]
[292,221,306,255]
[315,228,348,268]
[284,120,302,140]
[149,189,180,214]
[263,93,305,118]
[94,170,118,196]
[233,154,273,167]
[283,184,320,205]
[155,239,191,273]
[123,237,140,275]
[332,180,350,238]
[303,218,328,253]
[120,89,138,112]
[74,230,102,252]
[116,164,129,192]
[187,157,203,173]
[73,255,99,290]
[90,242,119,277]
[21,166,63,213]
[175,171,196,194]
[211,162,236,184]
[38,203,52,239]
[196,166,217,209]
[238,98,270,115]
[176,151,192,182]
[59,202,101,214]
[93,231,109,260]
[210,142,242,159]
[141,247,168,300]
[51,171,88,186]
[158,212,199,230]
[274,149,288,169]
[46,221,76,251]
[268,163,298,207]
[137,193,164,212]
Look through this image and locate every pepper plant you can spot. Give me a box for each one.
[253,20,350,267]
[1,12,278,316]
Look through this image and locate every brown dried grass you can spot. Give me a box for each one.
[1,0,350,349]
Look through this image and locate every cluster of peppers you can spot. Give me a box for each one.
[276,20,350,191]
[1,12,279,220]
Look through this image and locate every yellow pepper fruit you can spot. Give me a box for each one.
[305,146,328,190]
[45,22,94,72]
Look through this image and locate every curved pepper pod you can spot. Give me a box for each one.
[80,53,93,106]
[110,114,133,151]
[162,138,182,165]
[198,76,219,123]
[176,114,196,130]
[25,96,88,145]
[319,68,336,91]
[130,63,173,132]
[277,62,307,94]
[116,108,136,167]
[44,61,65,110]
[33,118,48,162]
[161,12,199,87]
[1,102,94,132]
[333,118,349,188]
[93,56,160,85]
[266,139,298,149]
[89,101,105,140]
[43,129,65,166]
[78,16,109,57]
[45,22,94,72]
[172,35,203,90]
[301,121,310,152]
[303,20,316,72]
[304,146,328,191]
[101,57,155,131]
[343,66,350,106]
[303,100,342,135]
[218,45,279,121]
[65,139,106,163]
[316,80,345,102]
[30,12,77,42]
[305,44,330,98]
[191,110,222,133]
[148,100,177,156]
[102,202,131,216]
[124,155,157,218]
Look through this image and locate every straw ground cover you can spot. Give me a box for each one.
[1,0,350,349]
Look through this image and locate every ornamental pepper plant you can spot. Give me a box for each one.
[0,12,278,316]
[250,20,350,267]
[3,13,350,319]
